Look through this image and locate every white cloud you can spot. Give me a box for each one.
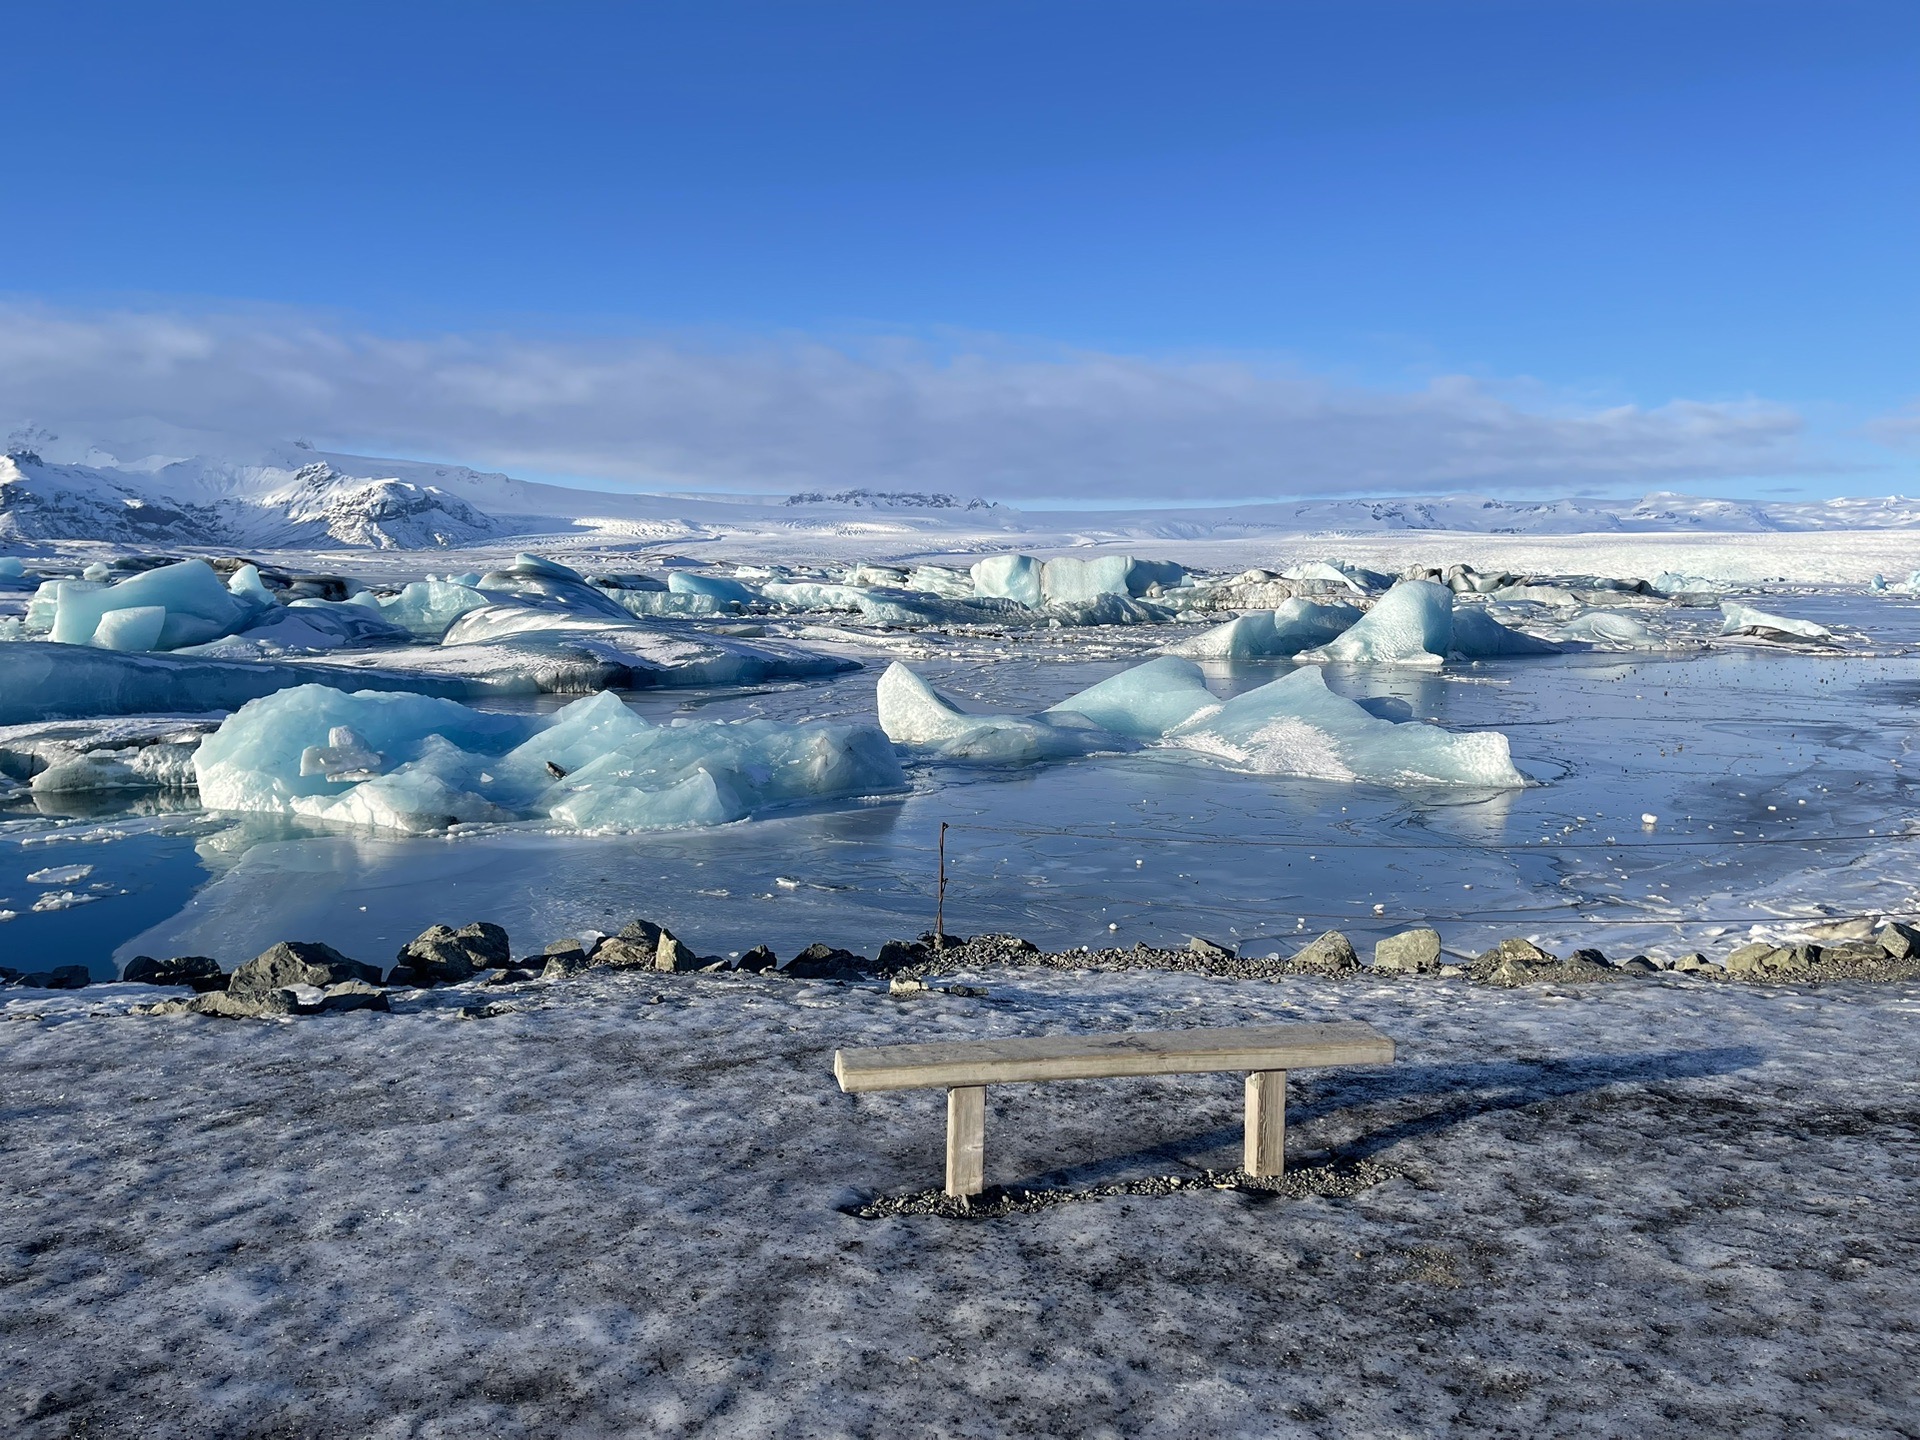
[0,304,1826,500]
[1867,401,1920,449]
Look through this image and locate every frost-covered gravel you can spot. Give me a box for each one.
[4,968,1919,1437]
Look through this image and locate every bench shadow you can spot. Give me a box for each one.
[1001,1045,1764,1192]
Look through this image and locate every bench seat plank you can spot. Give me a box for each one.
[834,1021,1392,1093]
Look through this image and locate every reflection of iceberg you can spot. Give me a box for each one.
[879,658,1526,788]
[1719,601,1835,645]
[196,687,905,833]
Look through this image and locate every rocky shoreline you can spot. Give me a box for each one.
[6,914,1920,1018]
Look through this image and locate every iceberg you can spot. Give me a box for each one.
[352,579,492,639]
[762,580,869,612]
[876,663,1119,763]
[1040,555,1185,605]
[1448,607,1562,657]
[907,565,975,599]
[1559,611,1659,648]
[185,601,409,657]
[1046,657,1219,738]
[0,641,482,725]
[1167,599,1362,660]
[667,570,759,606]
[195,686,904,834]
[49,558,260,650]
[1719,602,1836,645]
[970,554,1045,608]
[1168,666,1527,787]
[1301,580,1454,666]
[0,715,216,794]
[475,554,634,620]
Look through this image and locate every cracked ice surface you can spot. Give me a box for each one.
[1,969,1917,1436]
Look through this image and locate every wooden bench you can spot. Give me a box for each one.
[833,1021,1395,1197]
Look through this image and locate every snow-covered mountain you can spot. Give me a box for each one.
[7,426,1920,552]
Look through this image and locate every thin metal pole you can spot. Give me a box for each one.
[935,821,948,950]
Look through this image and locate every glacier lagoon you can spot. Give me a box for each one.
[4,563,1917,980]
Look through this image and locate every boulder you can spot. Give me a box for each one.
[1372,928,1442,975]
[1473,937,1557,987]
[393,922,510,986]
[1877,921,1920,960]
[0,966,20,985]
[188,988,299,1019]
[1819,940,1885,966]
[540,948,594,979]
[783,943,871,980]
[229,941,381,996]
[1616,955,1661,975]
[1722,941,1779,975]
[617,918,665,949]
[1671,953,1710,973]
[593,936,660,968]
[876,939,931,972]
[1188,936,1235,962]
[21,965,92,990]
[1291,930,1360,975]
[736,945,779,973]
[653,930,713,973]
[308,980,391,1015]
[122,955,226,991]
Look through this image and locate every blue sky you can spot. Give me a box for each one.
[4,1,1916,502]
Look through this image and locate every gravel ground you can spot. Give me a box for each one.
[3,965,1919,1438]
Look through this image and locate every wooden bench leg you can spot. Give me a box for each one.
[1244,1069,1286,1177]
[946,1086,986,1198]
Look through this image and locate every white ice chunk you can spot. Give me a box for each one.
[361,579,491,639]
[1168,600,1362,659]
[1559,611,1659,648]
[970,554,1045,608]
[51,559,255,651]
[90,604,167,652]
[1719,602,1835,644]
[1169,666,1526,787]
[876,663,1117,762]
[667,571,758,606]
[762,581,869,612]
[298,725,386,781]
[1046,657,1220,738]
[1040,555,1186,605]
[1301,580,1453,666]
[226,564,276,605]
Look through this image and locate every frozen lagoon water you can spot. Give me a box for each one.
[7,586,1920,977]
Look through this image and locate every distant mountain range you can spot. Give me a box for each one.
[4,433,1920,551]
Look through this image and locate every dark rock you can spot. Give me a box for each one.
[387,965,420,988]
[618,918,665,948]
[0,966,20,985]
[21,965,91,990]
[188,989,298,1019]
[1188,936,1235,962]
[1877,921,1920,959]
[1473,937,1557,987]
[1372,928,1442,975]
[229,941,381,996]
[1818,940,1884,966]
[1617,955,1661,975]
[394,922,510,986]
[876,939,931,972]
[308,980,390,1015]
[122,954,226,990]
[783,942,871,980]
[540,947,592,979]
[736,945,778,973]
[1291,930,1360,975]
[485,967,541,986]
[1567,948,1610,968]
[1671,952,1710,973]
[593,936,659,968]
[917,931,973,952]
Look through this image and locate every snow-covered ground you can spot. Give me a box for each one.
[3,965,1917,1436]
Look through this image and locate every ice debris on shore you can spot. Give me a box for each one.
[195,686,906,832]
[877,657,1526,787]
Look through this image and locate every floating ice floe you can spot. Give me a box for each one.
[1300,580,1455,665]
[878,657,1526,787]
[1718,602,1836,645]
[195,686,905,833]
[0,713,214,793]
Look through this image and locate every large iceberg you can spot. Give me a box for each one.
[1448,607,1562,657]
[1167,666,1527,787]
[1045,656,1219,738]
[0,642,482,725]
[970,555,1045,608]
[667,571,759,607]
[196,686,904,834]
[351,579,492,640]
[1301,580,1454,666]
[1039,555,1186,605]
[47,558,261,651]
[1168,600,1362,660]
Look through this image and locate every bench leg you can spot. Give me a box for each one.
[946,1086,986,1198]
[1244,1070,1286,1177]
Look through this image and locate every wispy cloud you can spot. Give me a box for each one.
[0,304,1827,501]
[1867,400,1920,449]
